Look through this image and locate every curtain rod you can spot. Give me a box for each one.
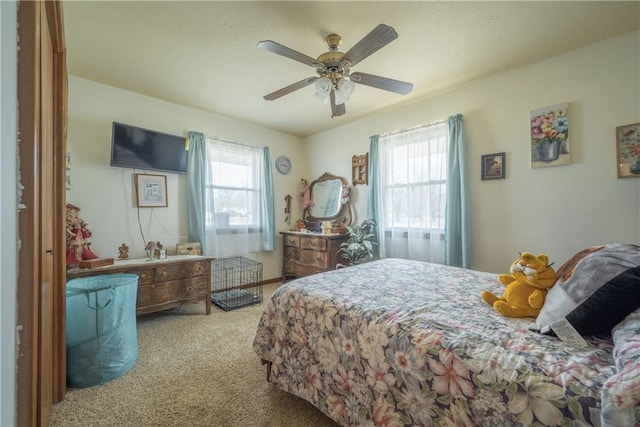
[376,119,447,138]
[201,133,265,150]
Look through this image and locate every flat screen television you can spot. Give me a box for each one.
[110,122,188,174]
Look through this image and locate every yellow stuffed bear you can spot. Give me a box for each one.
[481,252,557,318]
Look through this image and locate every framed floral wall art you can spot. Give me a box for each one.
[530,103,570,168]
[616,122,640,178]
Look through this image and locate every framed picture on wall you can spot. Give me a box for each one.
[530,103,570,168]
[616,122,640,178]
[481,152,505,180]
[135,173,168,207]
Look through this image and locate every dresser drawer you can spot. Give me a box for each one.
[300,236,327,251]
[284,247,328,268]
[298,249,328,267]
[284,246,297,262]
[126,267,154,285]
[137,275,208,311]
[283,235,300,247]
[286,262,326,277]
[155,260,209,282]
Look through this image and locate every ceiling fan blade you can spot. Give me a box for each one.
[263,77,318,101]
[330,90,346,118]
[257,40,324,68]
[350,72,413,95]
[340,24,398,68]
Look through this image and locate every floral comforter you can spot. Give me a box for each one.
[253,258,620,426]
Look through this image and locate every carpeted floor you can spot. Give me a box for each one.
[50,283,338,427]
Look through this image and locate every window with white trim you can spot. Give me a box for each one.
[378,121,449,262]
[204,137,264,257]
[206,143,261,230]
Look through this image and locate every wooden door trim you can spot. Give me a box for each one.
[49,0,68,403]
[17,2,42,424]
[16,0,67,425]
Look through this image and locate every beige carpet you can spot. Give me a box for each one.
[50,283,338,427]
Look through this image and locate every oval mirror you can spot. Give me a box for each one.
[305,172,352,226]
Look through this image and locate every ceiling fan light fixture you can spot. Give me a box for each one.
[333,78,355,105]
[314,77,332,104]
[259,24,412,117]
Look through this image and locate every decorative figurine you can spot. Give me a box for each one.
[118,243,129,259]
[66,203,99,268]
[300,179,312,210]
[284,194,292,225]
[145,241,158,261]
[155,241,166,259]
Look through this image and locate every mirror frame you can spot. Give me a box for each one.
[304,172,352,227]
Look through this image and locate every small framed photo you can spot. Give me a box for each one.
[616,122,640,178]
[481,152,505,180]
[135,174,168,207]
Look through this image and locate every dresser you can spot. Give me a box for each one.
[66,255,213,315]
[281,231,348,281]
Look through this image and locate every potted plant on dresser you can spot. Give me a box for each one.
[337,219,378,268]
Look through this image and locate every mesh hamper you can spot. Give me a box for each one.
[65,273,138,388]
[211,257,263,310]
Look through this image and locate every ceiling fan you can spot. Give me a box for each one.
[258,24,413,118]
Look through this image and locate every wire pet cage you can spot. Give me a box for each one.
[211,257,263,311]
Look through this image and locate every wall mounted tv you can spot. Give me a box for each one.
[110,122,188,174]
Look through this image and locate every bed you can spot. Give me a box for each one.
[253,255,640,426]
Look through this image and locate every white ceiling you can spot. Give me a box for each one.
[63,1,640,137]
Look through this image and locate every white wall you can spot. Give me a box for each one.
[306,31,640,274]
[0,1,17,425]
[68,77,308,280]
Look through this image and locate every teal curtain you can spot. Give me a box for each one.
[261,147,276,251]
[186,131,207,253]
[445,114,470,268]
[367,135,384,258]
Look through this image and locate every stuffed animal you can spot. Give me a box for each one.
[481,252,557,318]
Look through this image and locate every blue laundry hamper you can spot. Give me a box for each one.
[66,273,139,388]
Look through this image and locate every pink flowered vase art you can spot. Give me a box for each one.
[530,104,569,163]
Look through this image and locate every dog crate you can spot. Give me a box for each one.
[211,256,263,310]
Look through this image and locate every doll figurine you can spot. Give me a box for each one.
[66,203,99,267]
[118,243,130,259]
[300,179,312,210]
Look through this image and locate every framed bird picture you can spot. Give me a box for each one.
[481,152,506,180]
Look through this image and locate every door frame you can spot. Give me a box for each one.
[16,0,67,425]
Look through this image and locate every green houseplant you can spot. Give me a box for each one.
[337,219,378,267]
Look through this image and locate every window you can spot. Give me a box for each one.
[204,137,267,257]
[376,121,449,262]
[206,142,261,230]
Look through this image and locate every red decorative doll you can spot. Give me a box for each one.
[66,203,99,267]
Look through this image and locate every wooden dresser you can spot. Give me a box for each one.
[281,231,348,282]
[66,255,213,315]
